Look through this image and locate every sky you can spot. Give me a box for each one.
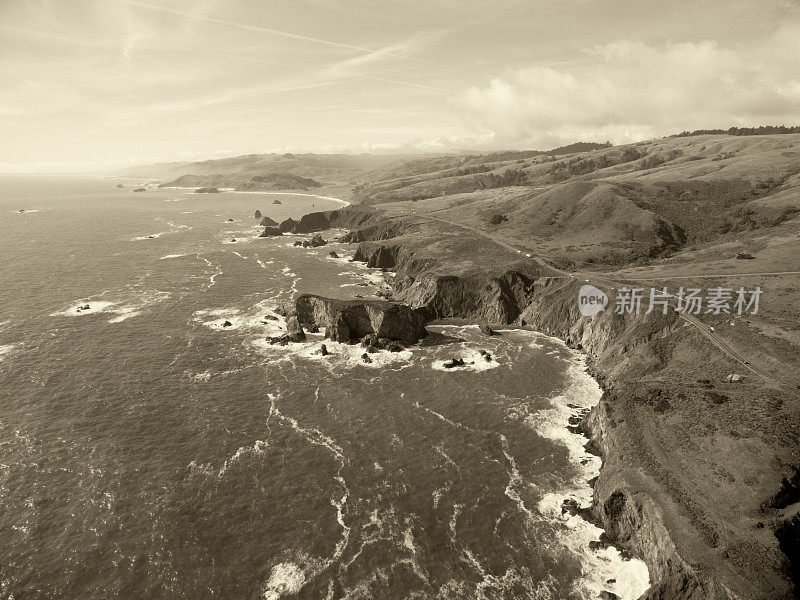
[1,0,799,171]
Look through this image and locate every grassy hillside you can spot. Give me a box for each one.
[158,172,322,192]
[353,134,800,269]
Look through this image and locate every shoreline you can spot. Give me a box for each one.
[156,186,351,206]
[287,203,794,598]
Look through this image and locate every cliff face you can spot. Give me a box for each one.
[325,214,797,600]
[295,294,427,344]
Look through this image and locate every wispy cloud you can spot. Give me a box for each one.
[121,0,444,66]
[197,50,448,94]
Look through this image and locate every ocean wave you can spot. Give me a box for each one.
[260,393,350,598]
[0,343,20,362]
[131,220,192,241]
[430,347,500,372]
[252,337,415,372]
[193,303,285,337]
[51,290,170,323]
[531,352,651,600]
[160,253,189,260]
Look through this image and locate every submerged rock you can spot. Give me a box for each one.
[361,352,372,364]
[267,315,306,345]
[222,321,232,327]
[133,187,146,192]
[260,216,278,227]
[359,334,406,353]
[293,241,304,247]
[254,210,262,218]
[329,251,339,259]
[479,323,497,336]
[273,199,282,205]
[319,344,329,356]
[443,358,466,369]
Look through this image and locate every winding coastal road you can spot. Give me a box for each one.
[414,212,795,390]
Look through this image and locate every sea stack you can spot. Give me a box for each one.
[260,216,278,227]
[259,227,283,237]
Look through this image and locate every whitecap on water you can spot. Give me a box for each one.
[193,303,286,337]
[160,253,189,260]
[51,290,169,323]
[531,352,651,600]
[131,221,191,241]
[431,347,500,372]
[252,337,414,372]
[0,343,19,362]
[51,300,118,317]
[261,562,306,599]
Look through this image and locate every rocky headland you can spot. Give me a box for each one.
[283,192,799,599]
[294,294,427,344]
[134,133,800,599]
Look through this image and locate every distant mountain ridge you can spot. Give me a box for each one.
[158,172,322,192]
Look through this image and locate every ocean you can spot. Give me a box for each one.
[0,176,649,600]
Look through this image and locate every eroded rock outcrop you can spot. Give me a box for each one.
[267,315,306,345]
[260,216,278,227]
[295,294,426,344]
[259,227,283,237]
[278,218,298,232]
[290,210,339,234]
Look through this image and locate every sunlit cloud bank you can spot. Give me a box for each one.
[454,24,800,148]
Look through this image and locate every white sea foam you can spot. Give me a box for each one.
[218,439,269,477]
[0,343,19,362]
[51,290,169,323]
[160,253,188,260]
[530,351,651,600]
[51,300,118,317]
[262,562,306,599]
[132,220,191,241]
[193,304,285,337]
[196,255,223,288]
[431,347,500,372]
[253,337,415,372]
[261,393,350,598]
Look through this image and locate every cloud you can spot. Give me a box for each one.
[121,0,443,66]
[454,23,800,148]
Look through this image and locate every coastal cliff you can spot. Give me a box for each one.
[295,294,427,344]
[300,206,799,600]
